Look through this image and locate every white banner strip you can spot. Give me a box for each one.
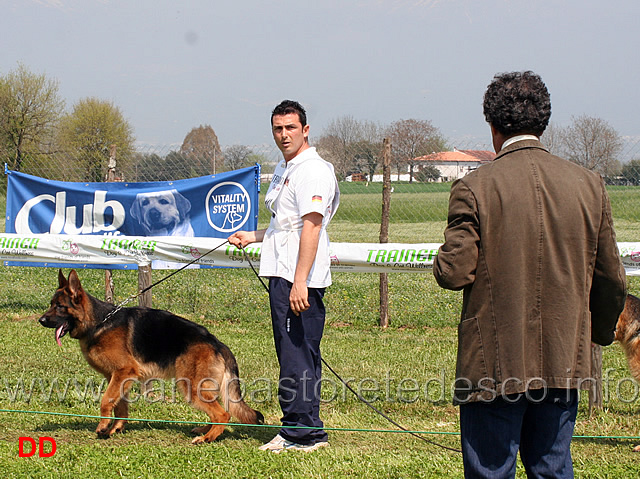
[1,234,640,275]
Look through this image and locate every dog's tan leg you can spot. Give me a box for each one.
[191,400,230,444]
[175,346,233,444]
[109,395,129,436]
[181,376,230,444]
[96,368,138,438]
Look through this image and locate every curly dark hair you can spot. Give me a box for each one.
[483,71,551,137]
[271,100,307,127]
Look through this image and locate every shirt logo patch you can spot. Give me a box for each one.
[312,195,322,203]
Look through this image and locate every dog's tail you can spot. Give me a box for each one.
[221,353,264,425]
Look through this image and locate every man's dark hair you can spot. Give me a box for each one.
[483,71,551,137]
[271,100,307,127]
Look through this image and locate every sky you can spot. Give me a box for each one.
[3,0,640,153]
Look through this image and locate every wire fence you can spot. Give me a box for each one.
[3,136,640,243]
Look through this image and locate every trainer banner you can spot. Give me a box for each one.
[4,166,260,269]
[1,235,639,275]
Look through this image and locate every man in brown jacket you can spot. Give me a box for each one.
[434,71,626,478]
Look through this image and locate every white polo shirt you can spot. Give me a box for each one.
[260,147,339,288]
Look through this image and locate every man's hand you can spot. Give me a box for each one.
[290,280,310,315]
[228,229,265,248]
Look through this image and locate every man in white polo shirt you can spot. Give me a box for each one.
[228,100,339,453]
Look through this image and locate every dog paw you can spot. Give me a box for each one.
[96,419,114,438]
[633,444,640,452]
[191,435,207,445]
[109,424,126,436]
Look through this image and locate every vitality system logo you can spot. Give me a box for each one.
[206,181,251,233]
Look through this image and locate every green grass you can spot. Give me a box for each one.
[2,185,640,476]
[1,268,640,477]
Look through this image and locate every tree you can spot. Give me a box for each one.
[0,63,64,172]
[223,144,253,171]
[163,150,201,180]
[247,152,268,169]
[386,119,447,182]
[540,122,564,156]
[180,125,222,175]
[316,116,384,180]
[621,159,640,186]
[57,97,135,182]
[415,164,441,182]
[350,139,380,181]
[562,115,622,175]
[126,152,167,181]
[316,116,362,180]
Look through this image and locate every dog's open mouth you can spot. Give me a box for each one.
[55,321,70,347]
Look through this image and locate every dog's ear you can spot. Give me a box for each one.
[129,195,142,221]
[67,270,84,303]
[172,190,192,217]
[58,269,67,288]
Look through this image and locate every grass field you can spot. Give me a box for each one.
[1,185,640,477]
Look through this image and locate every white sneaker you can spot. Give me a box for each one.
[259,434,329,453]
[258,434,291,452]
[278,440,329,453]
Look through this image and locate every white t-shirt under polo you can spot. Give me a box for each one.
[259,147,339,288]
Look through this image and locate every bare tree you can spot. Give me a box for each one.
[540,122,563,156]
[223,144,252,171]
[0,63,64,172]
[316,115,362,180]
[355,121,385,180]
[351,140,381,181]
[316,116,384,180]
[386,119,447,182]
[562,115,622,175]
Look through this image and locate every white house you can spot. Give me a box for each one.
[414,148,496,181]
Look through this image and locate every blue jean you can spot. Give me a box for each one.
[268,277,328,445]
[459,388,578,478]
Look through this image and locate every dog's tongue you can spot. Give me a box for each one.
[55,325,64,347]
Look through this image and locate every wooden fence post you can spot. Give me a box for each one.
[138,264,152,308]
[379,138,392,328]
[104,144,117,304]
[104,143,152,308]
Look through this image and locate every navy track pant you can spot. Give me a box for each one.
[268,276,328,445]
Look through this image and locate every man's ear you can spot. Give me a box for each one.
[490,124,505,153]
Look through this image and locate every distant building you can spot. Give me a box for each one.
[414,148,496,181]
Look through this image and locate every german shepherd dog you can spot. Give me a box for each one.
[39,269,263,444]
[615,294,640,382]
[615,294,640,452]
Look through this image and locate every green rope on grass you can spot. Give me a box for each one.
[0,407,457,436]
[2,408,639,440]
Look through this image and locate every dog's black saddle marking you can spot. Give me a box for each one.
[129,309,224,369]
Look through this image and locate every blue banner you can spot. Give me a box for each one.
[4,165,261,268]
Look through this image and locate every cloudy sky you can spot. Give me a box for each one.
[3,0,639,152]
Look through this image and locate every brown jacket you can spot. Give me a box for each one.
[433,139,626,404]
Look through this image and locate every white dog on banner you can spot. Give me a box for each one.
[129,189,197,269]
